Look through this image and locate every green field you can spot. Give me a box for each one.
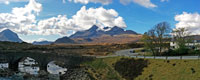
[82,57,200,80]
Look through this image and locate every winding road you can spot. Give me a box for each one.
[115,49,139,56]
[97,48,200,60]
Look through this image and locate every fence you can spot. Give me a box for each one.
[128,55,200,60]
[97,55,200,60]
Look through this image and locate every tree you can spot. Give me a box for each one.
[172,28,191,49]
[142,22,171,55]
[171,28,193,55]
[142,30,157,55]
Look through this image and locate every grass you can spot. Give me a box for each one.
[0,41,142,56]
[82,57,124,80]
[82,57,200,80]
[136,59,200,80]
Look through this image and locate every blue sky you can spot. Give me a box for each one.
[0,0,200,42]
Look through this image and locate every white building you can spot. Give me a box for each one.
[170,40,200,49]
[47,61,67,75]
[18,57,40,75]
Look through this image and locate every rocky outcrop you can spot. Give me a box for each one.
[61,67,92,80]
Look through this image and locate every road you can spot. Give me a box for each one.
[115,48,139,56]
[96,48,200,60]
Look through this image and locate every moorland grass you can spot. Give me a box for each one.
[83,57,200,80]
[136,59,200,80]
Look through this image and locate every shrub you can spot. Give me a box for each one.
[164,47,200,56]
[114,58,148,80]
[174,47,189,55]
[163,47,190,56]
[188,50,200,55]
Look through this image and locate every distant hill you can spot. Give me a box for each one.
[0,29,23,42]
[55,25,141,44]
[32,41,53,45]
[54,37,75,44]
[69,25,138,39]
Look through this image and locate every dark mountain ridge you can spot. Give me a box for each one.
[69,25,138,39]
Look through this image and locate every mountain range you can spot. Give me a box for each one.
[56,25,141,44]
[0,29,23,42]
[69,25,138,39]
[0,25,141,44]
[32,41,53,45]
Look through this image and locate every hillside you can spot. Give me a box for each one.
[0,41,142,56]
[54,37,75,44]
[82,57,200,80]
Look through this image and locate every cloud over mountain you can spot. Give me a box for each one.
[175,12,200,35]
[0,0,126,36]
[71,6,127,30]
[34,6,126,35]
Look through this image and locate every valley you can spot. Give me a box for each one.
[0,0,199,79]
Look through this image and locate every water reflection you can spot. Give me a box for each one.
[0,57,67,80]
[47,61,67,75]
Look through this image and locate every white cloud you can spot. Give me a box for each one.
[68,0,157,8]
[160,0,169,2]
[0,0,42,34]
[34,38,47,42]
[5,1,10,5]
[120,0,157,8]
[63,0,66,3]
[34,15,78,35]
[0,0,28,4]
[68,0,112,5]
[120,0,132,5]
[0,0,126,37]
[24,38,48,43]
[133,0,157,8]
[0,0,28,2]
[175,12,200,35]
[71,6,126,30]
